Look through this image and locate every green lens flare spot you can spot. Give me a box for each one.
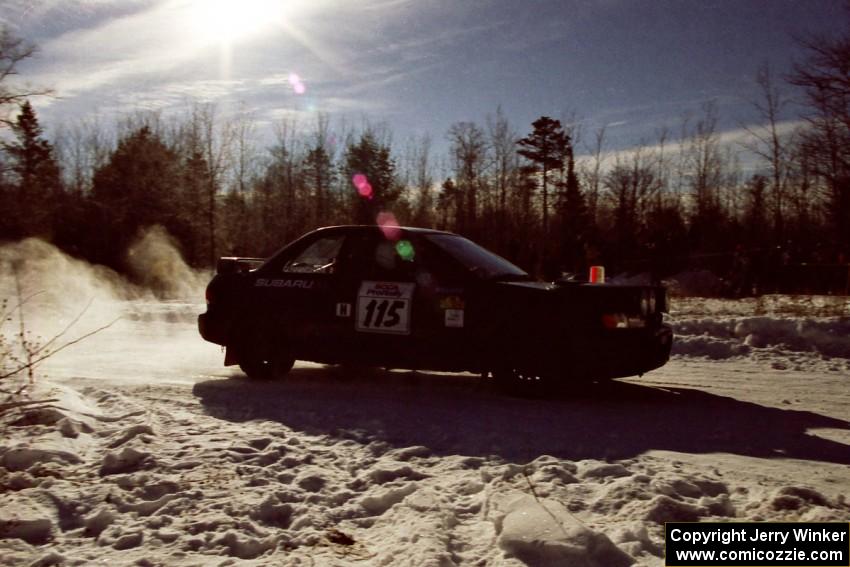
[396,240,415,261]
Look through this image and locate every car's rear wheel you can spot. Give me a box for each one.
[239,355,295,380]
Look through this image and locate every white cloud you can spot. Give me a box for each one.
[577,119,805,175]
[26,2,199,94]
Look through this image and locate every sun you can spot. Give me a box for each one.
[186,0,286,45]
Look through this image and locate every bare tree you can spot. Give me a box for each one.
[788,19,850,256]
[742,62,795,239]
[581,124,607,226]
[231,106,257,195]
[0,26,51,124]
[189,103,234,266]
[447,121,487,235]
[54,119,103,196]
[605,147,660,236]
[267,116,304,244]
[406,133,434,227]
[685,103,725,220]
[486,107,518,243]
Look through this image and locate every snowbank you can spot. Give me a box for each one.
[667,293,850,370]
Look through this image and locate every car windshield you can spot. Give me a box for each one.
[425,234,529,281]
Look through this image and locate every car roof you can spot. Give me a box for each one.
[313,225,458,237]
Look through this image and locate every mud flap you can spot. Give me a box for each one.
[224,346,239,366]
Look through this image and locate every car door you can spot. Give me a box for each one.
[329,231,425,365]
[246,230,347,359]
[330,231,474,370]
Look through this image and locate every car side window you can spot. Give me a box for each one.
[416,237,467,285]
[338,234,417,280]
[375,240,413,276]
[282,234,345,274]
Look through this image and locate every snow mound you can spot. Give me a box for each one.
[99,447,154,476]
[496,494,633,567]
[671,315,850,360]
[672,295,850,318]
[0,493,55,545]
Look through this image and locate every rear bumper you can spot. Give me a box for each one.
[569,325,673,380]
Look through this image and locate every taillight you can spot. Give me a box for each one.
[602,313,646,329]
[639,290,658,315]
[602,313,627,329]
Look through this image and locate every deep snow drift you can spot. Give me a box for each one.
[1,240,849,566]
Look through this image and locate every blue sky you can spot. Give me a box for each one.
[2,0,847,156]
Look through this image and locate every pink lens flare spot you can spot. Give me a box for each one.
[352,173,373,199]
[288,73,306,94]
[377,212,401,240]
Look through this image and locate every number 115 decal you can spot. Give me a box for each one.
[356,281,415,334]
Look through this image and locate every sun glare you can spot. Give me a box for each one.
[187,0,285,44]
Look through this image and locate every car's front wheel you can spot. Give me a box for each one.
[239,354,295,380]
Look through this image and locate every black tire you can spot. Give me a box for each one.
[239,354,295,380]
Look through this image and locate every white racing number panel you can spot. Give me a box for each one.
[356,281,415,335]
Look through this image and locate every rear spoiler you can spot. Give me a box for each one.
[216,257,265,275]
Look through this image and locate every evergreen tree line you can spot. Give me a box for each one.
[1,25,849,295]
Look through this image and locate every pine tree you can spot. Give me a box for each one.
[1,100,62,238]
[344,132,398,225]
[90,126,181,267]
[558,142,588,275]
[517,117,568,238]
[304,144,334,225]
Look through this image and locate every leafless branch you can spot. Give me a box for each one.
[0,317,120,382]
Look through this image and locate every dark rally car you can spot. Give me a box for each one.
[198,225,672,389]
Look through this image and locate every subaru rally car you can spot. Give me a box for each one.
[198,225,672,389]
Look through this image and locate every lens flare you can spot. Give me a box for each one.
[288,72,306,94]
[396,239,415,261]
[377,212,401,240]
[352,173,373,199]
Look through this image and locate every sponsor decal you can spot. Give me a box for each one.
[362,282,407,298]
[444,309,464,328]
[439,295,465,310]
[336,303,352,317]
[255,278,314,289]
[356,281,415,334]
